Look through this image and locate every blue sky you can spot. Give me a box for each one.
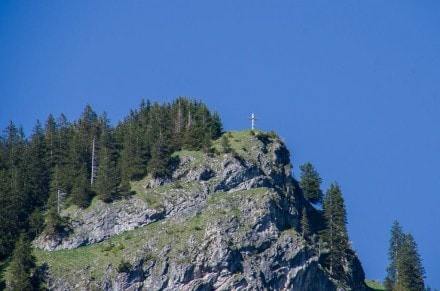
[1,1,439,287]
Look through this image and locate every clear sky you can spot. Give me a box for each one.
[1,1,439,287]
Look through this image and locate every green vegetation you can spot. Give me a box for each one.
[320,183,351,279]
[365,279,386,290]
[7,232,36,290]
[299,162,323,204]
[22,187,275,287]
[0,259,9,290]
[384,220,425,291]
[0,97,223,285]
[211,130,278,164]
[300,207,310,239]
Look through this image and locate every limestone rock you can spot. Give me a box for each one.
[35,131,367,290]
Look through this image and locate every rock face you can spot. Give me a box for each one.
[35,131,367,290]
[34,197,165,251]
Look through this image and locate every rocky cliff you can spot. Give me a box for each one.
[33,130,367,290]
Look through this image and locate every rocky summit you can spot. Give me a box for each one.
[34,130,367,290]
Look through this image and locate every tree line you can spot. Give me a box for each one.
[0,97,223,264]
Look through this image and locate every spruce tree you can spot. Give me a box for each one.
[0,122,28,259]
[221,135,232,153]
[385,221,425,291]
[210,111,223,139]
[299,162,323,204]
[70,163,92,208]
[301,207,311,239]
[95,125,120,202]
[320,183,350,278]
[119,117,148,180]
[394,233,425,291]
[384,220,405,290]
[46,114,73,208]
[8,232,35,290]
[148,131,171,178]
[25,121,50,208]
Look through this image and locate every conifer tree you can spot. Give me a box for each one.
[320,183,350,277]
[221,135,232,153]
[394,234,425,291]
[384,220,405,290]
[210,111,223,139]
[70,163,92,208]
[95,124,120,202]
[25,121,50,208]
[0,122,28,259]
[119,117,148,180]
[28,208,45,239]
[45,114,73,207]
[299,162,323,204]
[301,207,311,239]
[385,221,425,291]
[8,232,35,290]
[148,130,171,178]
[44,208,68,236]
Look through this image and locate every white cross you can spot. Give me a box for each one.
[248,113,258,130]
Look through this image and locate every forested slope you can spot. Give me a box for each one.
[0,97,222,262]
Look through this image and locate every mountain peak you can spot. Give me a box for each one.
[32,130,367,290]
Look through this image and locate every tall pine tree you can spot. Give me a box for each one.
[94,118,120,202]
[384,220,405,290]
[320,183,350,278]
[394,233,425,291]
[0,122,28,259]
[385,221,425,291]
[8,232,35,290]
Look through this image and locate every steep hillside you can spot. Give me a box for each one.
[27,130,367,290]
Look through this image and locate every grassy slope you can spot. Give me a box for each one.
[365,279,386,290]
[32,186,272,287]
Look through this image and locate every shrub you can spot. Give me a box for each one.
[117,260,132,273]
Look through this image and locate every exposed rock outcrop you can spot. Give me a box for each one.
[34,130,367,290]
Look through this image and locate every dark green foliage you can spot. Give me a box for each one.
[118,120,148,180]
[29,208,45,239]
[25,121,50,208]
[118,177,134,197]
[300,207,311,239]
[299,162,323,204]
[320,183,350,278]
[148,131,171,178]
[384,220,405,290]
[394,234,425,291]
[0,97,223,263]
[385,221,425,291]
[117,260,132,273]
[210,111,223,139]
[8,232,35,290]
[221,135,232,153]
[44,208,70,236]
[70,164,92,208]
[94,121,120,202]
[0,122,29,260]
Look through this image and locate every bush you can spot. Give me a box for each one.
[117,260,132,273]
[172,180,183,189]
[221,135,232,153]
[101,241,115,252]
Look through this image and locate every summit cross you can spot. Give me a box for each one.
[249,113,258,130]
